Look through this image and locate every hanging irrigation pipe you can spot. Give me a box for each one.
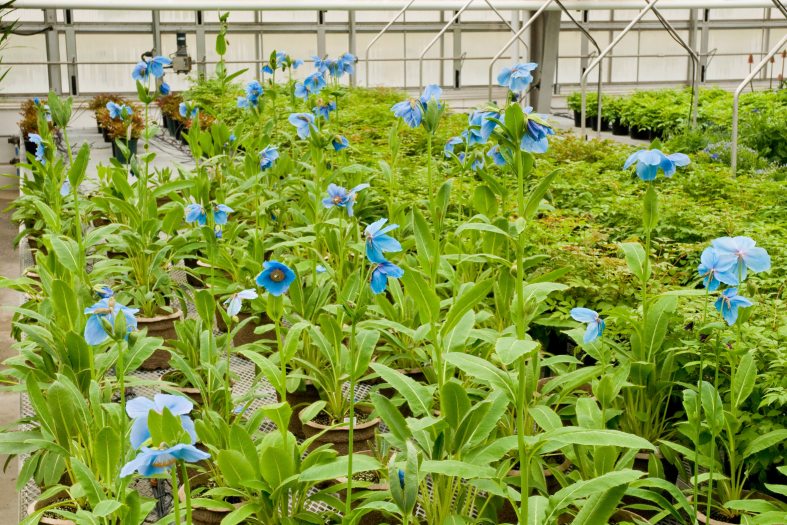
[580,0,662,140]
[731,33,787,174]
[364,0,418,88]
[647,0,700,128]
[418,0,529,91]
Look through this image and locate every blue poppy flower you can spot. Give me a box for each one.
[316,265,327,273]
[398,469,405,489]
[570,307,605,344]
[214,225,223,239]
[106,101,131,120]
[314,55,346,77]
[255,261,297,296]
[419,84,442,105]
[322,183,369,217]
[714,288,753,326]
[623,149,691,181]
[262,65,274,75]
[126,394,197,449]
[467,110,498,145]
[229,133,236,143]
[60,180,70,197]
[121,443,210,478]
[147,56,172,78]
[259,145,279,170]
[711,236,771,281]
[84,297,139,346]
[391,84,442,129]
[132,61,149,82]
[470,157,484,172]
[295,72,327,99]
[365,218,402,264]
[444,136,464,157]
[33,97,40,105]
[332,135,349,151]
[224,289,258,316]
[184,203,207,225]
[697,247,738,291]
[28,133,45,164]
[159,82,171,95]
[338,52,357,76]
[289,113,315,139]
[246,80,263,103]
[497,62,538,92]
[179,102,198,119]
[371,260,404,294]
[313,98,337,120]
[487,145,507,166]
[95,285,114,298]
[237,96,250,109]
[521,107,555,154]
[213,204,234,226]
[293,58,304,69]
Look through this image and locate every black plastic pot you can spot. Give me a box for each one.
[162,114,170,130]
[600,117,611,132]
[112,138,138,164]
[611,119,629,136]
[572,110,598,129]
[629,126,653,141]
[102,128,112,143]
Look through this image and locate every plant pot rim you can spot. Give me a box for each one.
[177,484,241,513]
[300,407,381,432]
[137,308,183,323]
[27,498,77,525]
[634,447,663,460]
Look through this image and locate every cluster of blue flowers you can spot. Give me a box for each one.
[698,236,771,325]
[262,50,304,75]
[237,80,264,109]
[132,55,171,83]
[185,202,234,226]
[364,218,404,294]
[83,287,139,346]
[106,101,132,120]
[391,84,442,129]
[121,394,210,478]
[314,53,356,79]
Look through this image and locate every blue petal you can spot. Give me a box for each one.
[744,247,771,273]
[84,315,109,345]
[156,394,193,416]
[126,396,155,418]
[370,267,388,294]
[129,417,150,449]
[570,307,598,323]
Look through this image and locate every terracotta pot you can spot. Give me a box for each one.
[27,491,76,525]
[278,382,321,437]
[161,371,203,405]
[611,509,649,524]
[301,407,381,455]
[136,309,182,370]
[216,311,275,347]
[178,483,240,525]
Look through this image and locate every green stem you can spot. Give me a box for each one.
[117,340,126,473]
[171,464,181,525]
[515,152,526,340]
[181,462,192,525]
[275,318,288,444]
[517,355,529,525]
[346,317,357,517]
[224,317,233,420]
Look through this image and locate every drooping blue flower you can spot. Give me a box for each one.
[184,203,207,225]
[314,55,349,78]
[60,180,70,197]
[262,65,274,75]
[338,52,357,76]
[332,135,349,151]
[179,102,198,119]
[237,96,250,109]
[126,394,197,449]
[293,58,304,69]
[224,289,258,316]
[391,84,442,129]
[159,82,171,96]
[322,183,370,217]
[316,265,327,273]
[295,72,327,99]
[470,157,484,172]
[497,62,538,92]
[697,247,738,291]
[714,288,753,326]
[132,61,149,82]
[213,204,234,226]
[106,101,131,120]
[365,218,402,264]
[467,110,499,145]
[623,149,691,181]
[289,113,316,139]
[570,307,605,344]
[28,133,45,164]
[259,145,279,170]
[95,285,114,299]
[246,80,263,104]
[147,56,172,78]
[313,99,337,120]
[255,261,297,296]
[121,444,210,478]
[420,84,442,105]
[487,145,507,166]
[371,260,404,294]
[711,236,771,281]
[84,297,139,346]
[521,107,555,154]
[444,136,464,157]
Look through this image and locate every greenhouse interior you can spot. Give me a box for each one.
[0,0,785,523]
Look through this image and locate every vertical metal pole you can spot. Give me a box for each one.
[43,9,62,95]
[580,10,589,76]
[512,9,521,62]
[452,9,461,88]
[254,10,261,82]
[317,10,326,58]
[688,8,697,84]
[403,12,408,90]
[195,10,206,78]
[151,10,162,91]
[531,11,560,112]
[439,10,445,87]
[761,7,772,81]
[699,8,709,83]
[64,9,78,95]
[349,10,356,87]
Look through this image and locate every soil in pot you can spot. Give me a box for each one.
[28,493,77,525]
[216,311,275,347]
[178,481,241,525]
[277,382,322,437]
[137,308,182,370]
[301,407,380,455]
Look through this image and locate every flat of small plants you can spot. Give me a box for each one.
[2,14,786,525]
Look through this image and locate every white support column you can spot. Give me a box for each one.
[43,8,63,94]
[195,10,206,77]
[64,9,78,94]
[452,9,461,87]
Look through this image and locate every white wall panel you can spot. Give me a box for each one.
[75,33,153,92]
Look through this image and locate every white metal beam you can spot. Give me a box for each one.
[11,0,782,11]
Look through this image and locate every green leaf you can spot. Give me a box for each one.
[370,363,434,417]
[240,350,283,394]
[442,310,475,351]
[412,208,435,264]
[523,169,560,222]
[218,450,256,487]
[571,483,628,525]
[620,242,649,283]
[92,500,122,518]
[444,352,516,403]
[71,458,103,508]
[299,454,381,482]
[193,289,215,327]
[50,279,79,331]
[441,279,493,337]
[494,337,540,366]
[742,429,787,459]
[220,504,256,525]
[420,460,495,479]
[48,235,81,273]
[545,427,655,451]
[370,393,410,449]
[700,381,724,437]
[731,351,756,409]
[95,427,121,485]
[401,268,439,324]
[67,142,91,188]
[299,401,326,425]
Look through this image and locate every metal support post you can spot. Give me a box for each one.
[452,9,462,87]
[348,10,356,86]
[364,0,417,87]
[699,8,709,82]
[317,9,326,58]
[64,9,78,94]
[43,8,62,94]
[530,10,560,111]
[195,10,206,77]
[254,10,261,82]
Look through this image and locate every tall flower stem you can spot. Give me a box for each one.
[517,354,529,525]
[514,151,527,339]
[180,462,193,525]
[117,339,127,474]
[171,465,181,525]
[224,316,233,419]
